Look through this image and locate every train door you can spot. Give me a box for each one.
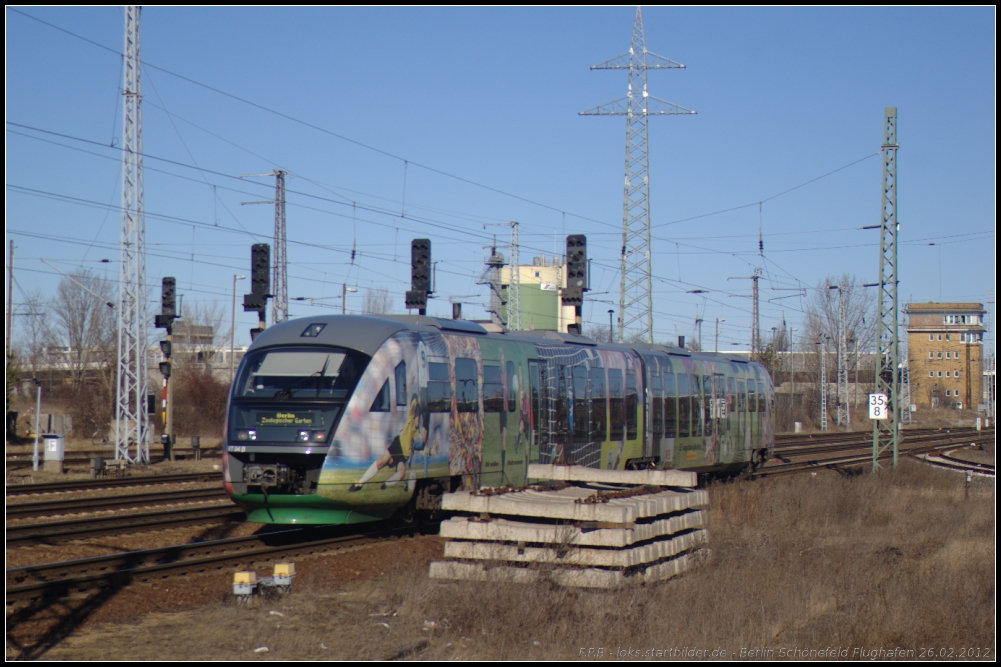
[504,360,528,485]
[571,364,589,466]
[649,360,663,463]
[528,360,544,466]
[736,378,747,452]
[528,360,568,464]
[711,373,726,461]
[480,359,504,487]
[747,378,758,446]
[588,366,607,467]
[425,355,452,480]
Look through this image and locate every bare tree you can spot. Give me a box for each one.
[50,271,116,392]
[362,287,393,315]
[583,323,613,343]
[47,271,116,437]
[13,288,55,380]
[797,274,876,427]
[802,274,875,356]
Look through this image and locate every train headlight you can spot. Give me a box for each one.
[248,430,257,441]
[312,431,326,442]
[298,430,310,442]
[236,430,249,441]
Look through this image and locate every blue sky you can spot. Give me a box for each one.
[6,6,996,349]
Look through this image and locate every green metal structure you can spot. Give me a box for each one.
[872,107,900,472]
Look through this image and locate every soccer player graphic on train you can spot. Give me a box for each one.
[348,394,427,492]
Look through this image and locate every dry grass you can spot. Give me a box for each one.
[35,461,994,660]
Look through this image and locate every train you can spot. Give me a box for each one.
[222,314,775,524]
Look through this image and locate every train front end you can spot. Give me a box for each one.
[223,316,412,525]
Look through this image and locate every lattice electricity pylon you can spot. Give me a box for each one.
[872,107,900,472]
[272,171,287,324]
[836,286,850,427]
[727,269,761,358]
[819,337,829,431]
[486,222,521,331]
[580,6,694,343]
[114,6,149,465]
[239,170,287,323]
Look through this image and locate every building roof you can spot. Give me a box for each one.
[905,302,984,312]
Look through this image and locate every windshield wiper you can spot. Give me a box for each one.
[275,356,331,401]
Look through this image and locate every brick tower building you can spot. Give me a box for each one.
[905,302,985,410]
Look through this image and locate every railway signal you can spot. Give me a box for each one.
[155,277,178,457]
[563,235,588,334]
[244,244,271,340]
[154,277,176,330]
[406,238,432,315]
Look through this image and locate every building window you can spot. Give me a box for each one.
[928,371,934,377]
[937,351,942,359]
[938,371,942,377]
[945,389,951,396]
[938,334,943,341]
[928,351,934,359]
[945,371,950,377]
[929,334,934,341]
[946,334,951,341]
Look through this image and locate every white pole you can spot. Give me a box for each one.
[231,275,245,384]
[32,383,41,471]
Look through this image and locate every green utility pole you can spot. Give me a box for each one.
[872,107,900,472]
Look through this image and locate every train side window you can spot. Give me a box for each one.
[427,362,452,412]
[738,379,746,412]
[625,370,638,440]
[608,368,624,440]
[747,379,756,416]
[726,377,736,413]
[651,369,663,440]
[395,362,407,406]
[692,374,703,437]
[370,379,391,412]
[758,380,767,412]
[663,371,677,438]
[589,367,607,440]
[507,361,517,412]
[482,365,504,413]
[455,358,479,413]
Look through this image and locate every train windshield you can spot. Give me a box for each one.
[229,347,368,444]
[234,348,364,400]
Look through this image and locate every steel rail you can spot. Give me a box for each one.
[6,526,419,605]
[5,472,222,497]
[7,505,244,547]
[6,487,227,519]
[754,433,994,478]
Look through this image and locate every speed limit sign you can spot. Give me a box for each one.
[869,393,888,420]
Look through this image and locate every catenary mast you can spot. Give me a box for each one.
[581,7,694,342]
[115,5,149,464]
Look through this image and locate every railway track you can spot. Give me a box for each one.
[755,430,994,478]
[916,449,995,476]
[7,504,245,547]
[6,487,228,519]
[5,472,222,497]
[6,524,425,607]
[6,447,221,465]
[772,429,989,460]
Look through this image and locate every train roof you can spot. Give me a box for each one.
[246,314,758,367]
